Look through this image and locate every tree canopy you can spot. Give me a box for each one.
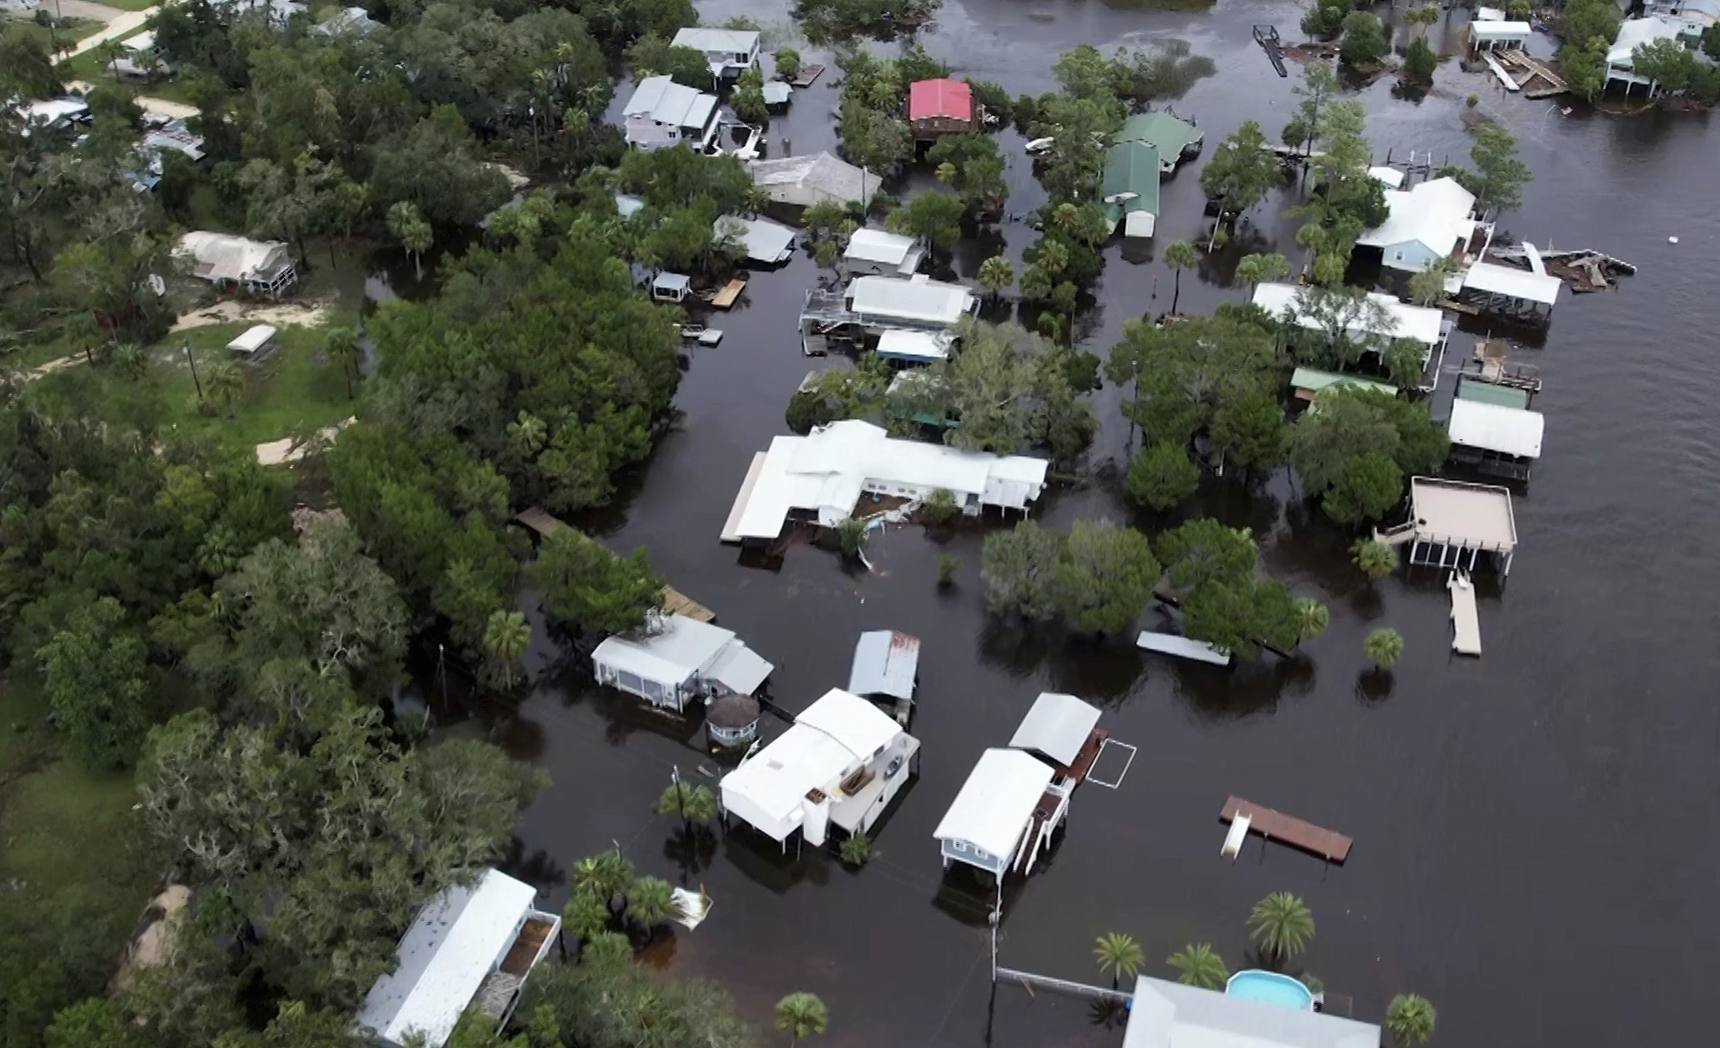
[1286,386,1448,524]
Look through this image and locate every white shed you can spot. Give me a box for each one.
[590,613,773,713]
[934,748,1056,878]
[1008,692,1101,767]
[355,869,561,1048]
[721,688,918,846]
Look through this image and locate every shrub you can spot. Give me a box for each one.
[922,487,958,525]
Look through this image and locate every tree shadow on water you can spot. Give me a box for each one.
[1354,669,1394,705]
[663,826,719,882]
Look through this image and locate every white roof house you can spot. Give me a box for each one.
[1448,398,1544,459]
[622,75,719,152]
[715,215,796,263]
[934,748,1056,876]
[313,5,382,35]
[847,275,978,330]
[720,420,1049,542]
[1606,16,1684,88]
[1460,261,1562,308]
[1008,692,1101,767]
[355,869,560,1048]
[15,97,90,133]
[591,613,773,712]
[1470,18,1532,48]
[1649,0,1720,37]
[721,688,918,845]
[844,228,925,277]
[1251,283,1445,347]
[748,152,882,208]
[1403,477,1518,574]
[874,329,953,363]
[1122,975,1382,1048]
[670,27,761,78]
[1357,177,1484,272]
[176,231,298,295]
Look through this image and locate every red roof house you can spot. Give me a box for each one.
[907,79,979,138]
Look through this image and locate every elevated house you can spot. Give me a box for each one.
[1122,975,1381,1048]
[1648,0,1720,39]
[590,613,773,713]
[1116,111,1203,173]
[622,75,719,152]
[1251,282,1450,391]
[1356,176,1491,274]
[1100,141,1161,238]
[720,419,1048,542]
[1457,259,1561,323]
[670,27,761,81]
[721,688,919,848]
[176,231,298,296]
[355,869,560,1048]
[747,152,882,208]
[798,274,979,353]
[843,228,926,278]
[1376,477,1519,575]
[908,79,980,139]
[1605,16,1685,92]
[1447,397,1545,480]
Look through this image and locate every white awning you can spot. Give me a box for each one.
[1448,399,1544,459]
[933,749,1054,858]
[1008,692,1100,765]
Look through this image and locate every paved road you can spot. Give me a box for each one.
[52,0,131,22]
[55,3,158,61]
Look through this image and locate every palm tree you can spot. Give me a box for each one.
[1248,892,1315,962]
[1352,538,1399,579]
[1234,251,1290,301]
[1166,944,1229,989]
[775,993,828,1047]
[325,327,362,399]
[206,360,243,420]
[1162,239,1199,315]
[386,200,433,281]
[1364,627,1404,669]
[1385,994,1437,1045]
[655,780,717,833]
[113,343,148,382]
[934,160,959,186]
[562,887,610,942]
[482,609,530,689]
[837,833,872,867]
[574,848,636,906]
[507,410,548,459]
[978,255,1014,301]
[1094,932,1145,987]
[1293,598,1329,643]
[583,930,632,970]
[625,875,675,932]
[1408,256,1456,307]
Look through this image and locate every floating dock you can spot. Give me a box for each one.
[711,277,746,309]
[1219,795,1352,863]
[1448,571,1482,656]
[515,507,715,622]
[1136,630,1232,666]
[790,63,825,88]
[1252,25,1288,78]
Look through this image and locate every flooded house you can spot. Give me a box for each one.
[747,152,882,209]
[843,228,926,278]
[847,630,921,724]
[589,612,774,714]
[798,274,979,354]
[1605,16,1685,92]
[720,688,920,849]
[1251,282,1450,391]
[1646,0,1719,41]
[1116,111,1204,173]
[1356,176,1491,275]
[669,27,761,81]
[176,231,298,296]
[1101,141,1162,238]
[354,869,560,1048]
[1121,974,1381,1048]
[1455,258,1562,323]
[1447,394,1545,480]
[908,79,980,139]
[715,215,797,264]
[622,75,720,152]
[719,419,1049,543]
[1377,477,1519,575]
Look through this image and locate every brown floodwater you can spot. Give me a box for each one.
[435,2,1720,1045]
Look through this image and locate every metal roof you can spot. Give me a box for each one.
[1008,692,1100,765]
[1455,377,1530,409]
[1117,111,1202,156]
[1410,477,1517,552]
[848,275,976,326]
[1609,16,1681,66]
[908,78,972,121]
[1253,283,1444,346]
[227,324,277,352]
[848,631,920,700]
[721,689,905,833]
[1290,367,1397,397]
[1461,261,1561,307]
[1470,18,1531,37]
[715,215,796,263]
[748,152,881,207]
[932,748,1054,858]
[670,27,759,55]
[623,75,717,131]
[1123,975,1381,1048]
[355,869,539,1048]
[874,330,951,362]
[706,642,774,695]
[652,271,690,291]
[846,228,920,266]
[1101,141,1162,219]
[762,81,792,105]
[590,614,738,686]
[1357,177,1477,259]
[1448,398,1544,459]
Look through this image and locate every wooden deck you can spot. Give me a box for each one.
[1219,795,1352,863]
[1054,728,1109,782]
[790,63,825,87]
[712,277,746,309]
[515,507,715,622]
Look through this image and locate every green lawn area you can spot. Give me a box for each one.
[86,0,161,12]
[3,14,106,50]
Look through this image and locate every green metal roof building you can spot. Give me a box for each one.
[1290,367,1398,401]
[1101,142,1161,238]
[1117,112,1204,171]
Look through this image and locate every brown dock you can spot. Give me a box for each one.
[790,63,825,88]
[711,277,746,309]
[1055,728,1109,782]
[514,507,715,622]
[1220,795,1352,863]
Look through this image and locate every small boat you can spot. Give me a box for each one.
[696,329,724,346]
[1024,136,1056,155]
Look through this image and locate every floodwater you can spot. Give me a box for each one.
[455,2,1720,1046]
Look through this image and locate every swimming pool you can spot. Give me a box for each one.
[1224,970,1315,1010]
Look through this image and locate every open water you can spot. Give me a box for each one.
[440,2,1720,1045]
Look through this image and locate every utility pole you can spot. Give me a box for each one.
[184,340,203,399]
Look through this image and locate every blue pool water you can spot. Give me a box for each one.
[1225,970,1315,1010]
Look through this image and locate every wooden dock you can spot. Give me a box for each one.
[1219,795,1352,863]
[789,63,825,88]
[1252,25,1288,78]
[711,278,746,309]
[1448,572,1482,656]
[1495,50,1568,98]
[514,507,715,622]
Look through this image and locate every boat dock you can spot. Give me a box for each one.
[515,507,715,622]
[1482,51,1520,92]
[1494,50,1568,98]
[1219,795,1352,863]
[789,63,825,88]
[1137,630,1232,666]
[711,277,746,309]
[1252,25,1288,78]
[1448,572,1482,656]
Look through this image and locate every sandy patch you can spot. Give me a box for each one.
[172,300,329,332]
[256,416,355,466]
[138,96,200,121]
[111,883,189,993]
[486,162,532,190]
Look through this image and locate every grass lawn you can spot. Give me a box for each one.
[85,0,161,11]
[3,14,106,50]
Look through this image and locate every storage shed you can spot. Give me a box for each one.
[652,272,692,302]
[843,228,925,277]
[1008,692,1101,768]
